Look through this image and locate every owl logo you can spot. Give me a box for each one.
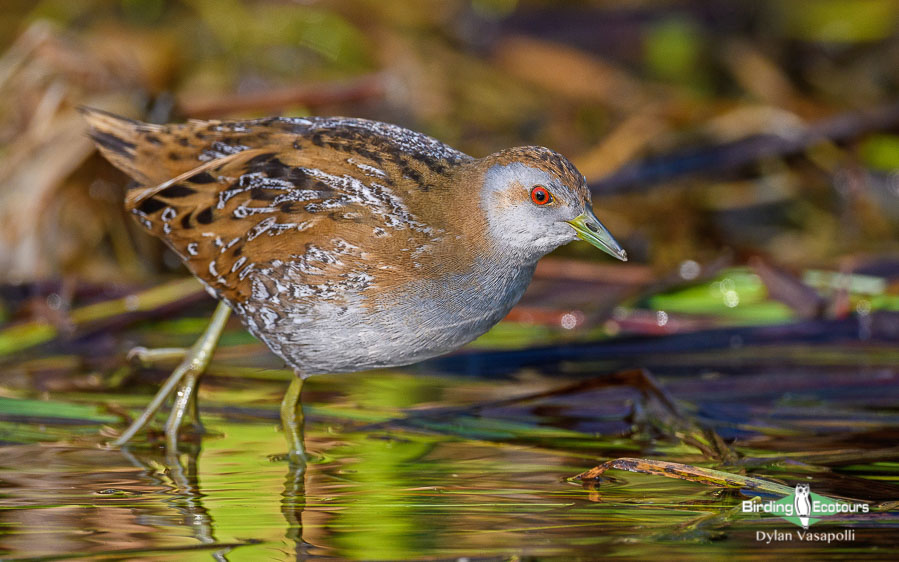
[794,483,812,529]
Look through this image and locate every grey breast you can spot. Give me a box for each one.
[240,258,537,376]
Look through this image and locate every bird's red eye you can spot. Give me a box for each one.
[530,186,553,205]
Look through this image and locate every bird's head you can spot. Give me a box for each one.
[478,146,627,263]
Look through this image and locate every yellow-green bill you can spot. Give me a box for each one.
[567,208,627,261]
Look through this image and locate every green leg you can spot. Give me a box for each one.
[164,368,203,453]
[113,301,231,448]
[281,375,307,465]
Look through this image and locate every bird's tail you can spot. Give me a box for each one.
[80,107,160,186]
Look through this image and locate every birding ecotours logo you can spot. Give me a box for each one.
[742,483,869,528]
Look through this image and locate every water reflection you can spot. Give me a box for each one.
[121,446,229,560]
[0,444,213,559]
[281,457,307,558]
[1,367,898,559]
[0,423,635,560]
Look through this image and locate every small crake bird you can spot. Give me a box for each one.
[82,108,626,464]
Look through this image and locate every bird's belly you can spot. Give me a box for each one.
[239,263,536,375]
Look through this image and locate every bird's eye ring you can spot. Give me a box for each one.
[530,186,553,206]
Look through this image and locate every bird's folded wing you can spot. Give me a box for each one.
[126,146,435,305]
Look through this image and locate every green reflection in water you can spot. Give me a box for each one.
[0,364,897,559]
[321,374,450,559]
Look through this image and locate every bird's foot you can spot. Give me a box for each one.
[111,302,231,449]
